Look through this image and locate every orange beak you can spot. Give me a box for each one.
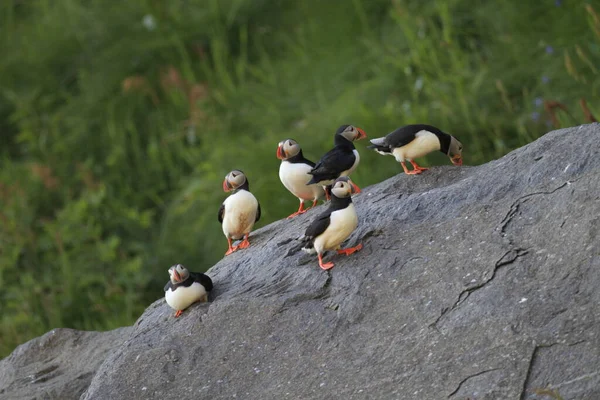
[173,270,181,282]
[223,178,232,192]
[276,144,286,160]
[451,155,463,166]
[356,128,367,140]
[349,180,361,194]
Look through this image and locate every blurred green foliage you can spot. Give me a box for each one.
[1,0,599,357]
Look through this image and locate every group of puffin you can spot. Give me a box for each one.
[164,124,464,317]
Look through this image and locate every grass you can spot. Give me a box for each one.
[0,0,599,357]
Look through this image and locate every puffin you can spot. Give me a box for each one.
[301,176,363,270]
[367,124,463,174]
[164,264,213,318]
[307,124,367,196]
[218,169,261,255]
[277,138,325,218]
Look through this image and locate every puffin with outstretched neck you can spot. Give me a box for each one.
[164,264,213,317]
[307,125,367,197]
[301,176,363,270]
[368,124,463,174]
[277,138,325,218]
[219,170,261,255]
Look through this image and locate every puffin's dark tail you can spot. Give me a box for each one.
[307,175,321,185]
[301,240,316,254]
[367,144,392,154]
[286,237,314,256]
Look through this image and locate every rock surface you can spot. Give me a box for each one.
[0,328,130,400]
[1,124,600,400]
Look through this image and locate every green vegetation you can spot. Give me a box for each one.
[1,0,598,357]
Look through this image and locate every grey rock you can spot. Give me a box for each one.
[3,123,600,400]
[0,327,130,400]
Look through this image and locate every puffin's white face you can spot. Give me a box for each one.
[276,139,300,160]
[331,177,361,198]
[168,264,190,284]
[223,170,247,192]
[339,125,367,142]
[448,136,463,166]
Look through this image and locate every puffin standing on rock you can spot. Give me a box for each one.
[301,176,363,270]
[219,170,261,255]
[307,124,367,197]
[368,124,463,174]
[277,138,325,218]
[164,264,213,318]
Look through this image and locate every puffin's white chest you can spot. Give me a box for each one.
[340,149,360,177]
[279,161,324,201]
[314,203,358,253]
[165,282,207,311]
[222,190,259,238]
[393,130,441,161]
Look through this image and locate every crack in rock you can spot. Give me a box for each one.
[519,340,587,400]
[430,180,580,331]
[498,179,580,242]
[431,248,529,328]
[447,368,500,398]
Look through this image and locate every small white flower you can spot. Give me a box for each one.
[414,77,424,91]
[142,14,156,31]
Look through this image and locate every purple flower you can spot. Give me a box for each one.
[531,112,540,121]
[545,45,554,54]
[555,0,561,6]
[542,76,550,84]
[534,97,543,107]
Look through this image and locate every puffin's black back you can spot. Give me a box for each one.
[308,145,356,184]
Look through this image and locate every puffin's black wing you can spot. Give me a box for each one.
[308,147,355,184]
[383,126,419,148]
[255,202,261,223]
[191,272,213,292]
[304,211,332,241]
[385,124,445,148]
[164,281,173,292]
[218,202,225,223]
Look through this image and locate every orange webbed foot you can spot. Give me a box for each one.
[410,161,428,173]
[225,246,238,256]
[318,254,335,270]
[238,239,250,249]
[337,243,363,256]
[174,310,183,318]
[319,261,335,270]
[287,209,307,219]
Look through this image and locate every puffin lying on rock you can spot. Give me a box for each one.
[307,124,367,197]
[368,124,463,174]
[219,170,261,255]
[277,138,325,218]
[164,264,213,318]
[301,176,363,270]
